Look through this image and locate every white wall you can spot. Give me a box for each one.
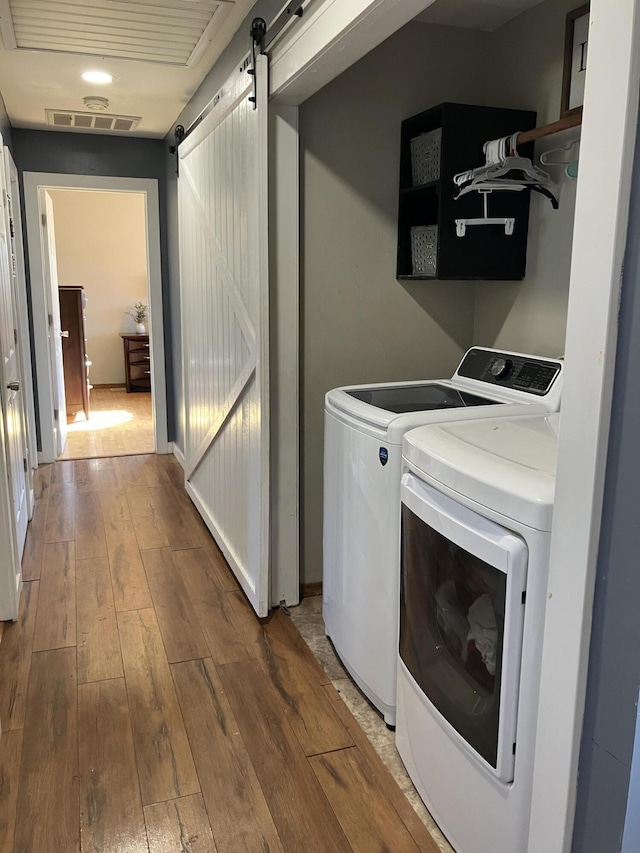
[48,189,149,385]
[474,0,580,356]
[300,22,491,583]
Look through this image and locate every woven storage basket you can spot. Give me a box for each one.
[410,128,442,185]
[410,225,438,276]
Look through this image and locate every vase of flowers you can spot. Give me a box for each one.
[127,302,148,335]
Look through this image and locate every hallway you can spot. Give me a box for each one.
[0,454,438,852]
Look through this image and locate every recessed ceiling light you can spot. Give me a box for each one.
[81,71,113,84]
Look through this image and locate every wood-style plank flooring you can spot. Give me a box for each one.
[61,388,154,460]
[0,454,441,853]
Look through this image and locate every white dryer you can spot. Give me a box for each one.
[397,413,560,853]
[323,348,562,726]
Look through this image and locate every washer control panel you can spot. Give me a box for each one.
[457,348,561,395]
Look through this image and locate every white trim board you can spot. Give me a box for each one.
[269,103,299,608]
[528,1,640,851]
[268,0,436,104]
[23,173,168,462]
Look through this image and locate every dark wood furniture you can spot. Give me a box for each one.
[59,285,91,419]
[397,102,537,281]
[122,334,151,392]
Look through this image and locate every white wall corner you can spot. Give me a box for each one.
[170,441,186,469]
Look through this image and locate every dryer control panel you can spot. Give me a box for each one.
[456,348,561,395]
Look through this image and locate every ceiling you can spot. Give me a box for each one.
[415,0,544,32]
[0,0,259,137]
[0,0,546,138]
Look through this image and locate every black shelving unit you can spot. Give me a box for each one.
[397,103,537,281]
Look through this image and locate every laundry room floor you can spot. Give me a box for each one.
[0,454,446,852]
[290,595,454,853]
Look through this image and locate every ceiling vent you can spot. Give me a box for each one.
[45,109,141,132]
[0,0,229,66]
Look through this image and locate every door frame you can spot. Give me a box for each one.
[23,173,168,461]
[41,190,69,458]
[526,1,640,850]
[268,103,300,608]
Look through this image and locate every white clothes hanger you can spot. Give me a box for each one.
[454,133,557,237]
[455,133,551,196]
[455,190,516,237]
[539,138,580,166]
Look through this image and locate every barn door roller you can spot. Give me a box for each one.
[175,0,305,150]
[248,18,266,109]
[248,2,304,108]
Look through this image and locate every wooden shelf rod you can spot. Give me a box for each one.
[516,108,582,146]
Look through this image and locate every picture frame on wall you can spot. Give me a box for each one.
[561,4,590,118]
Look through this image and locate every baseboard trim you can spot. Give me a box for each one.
[91,383,126,389]
[300,581,322,598]
[170,442,185,469]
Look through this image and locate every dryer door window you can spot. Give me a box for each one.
[400,473,528,782]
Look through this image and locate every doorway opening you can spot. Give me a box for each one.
[48,189,153,459]
[23,174,167,463]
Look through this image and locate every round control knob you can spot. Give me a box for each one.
[491,357,513,380]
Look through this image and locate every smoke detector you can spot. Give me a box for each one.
[83,96,109,112]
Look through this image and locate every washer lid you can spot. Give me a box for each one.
[403,413,560,530]
[344,383,502,414]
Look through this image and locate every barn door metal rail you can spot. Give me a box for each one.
[173,0,305,155]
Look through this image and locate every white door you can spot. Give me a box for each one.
[0,134,27,557]
[179,55,270,616]
[40,190,68,456]
[5,149,35,517]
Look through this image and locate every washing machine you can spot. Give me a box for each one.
[323,347,562,726]
[396,413,560,853]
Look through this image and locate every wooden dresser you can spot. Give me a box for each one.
[121,334,151,392]
[59,285,91,419]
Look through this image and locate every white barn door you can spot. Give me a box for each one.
[179,55,270,616]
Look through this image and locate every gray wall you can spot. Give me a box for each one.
[474,0,579,357]
[299,0,578,584]
[12,129,167,181]
[571,110,640,853]
[299,22,490,583]
[11,129,174,444]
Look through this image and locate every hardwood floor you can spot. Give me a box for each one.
[61,387,154,460]
[0,454,441,852]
